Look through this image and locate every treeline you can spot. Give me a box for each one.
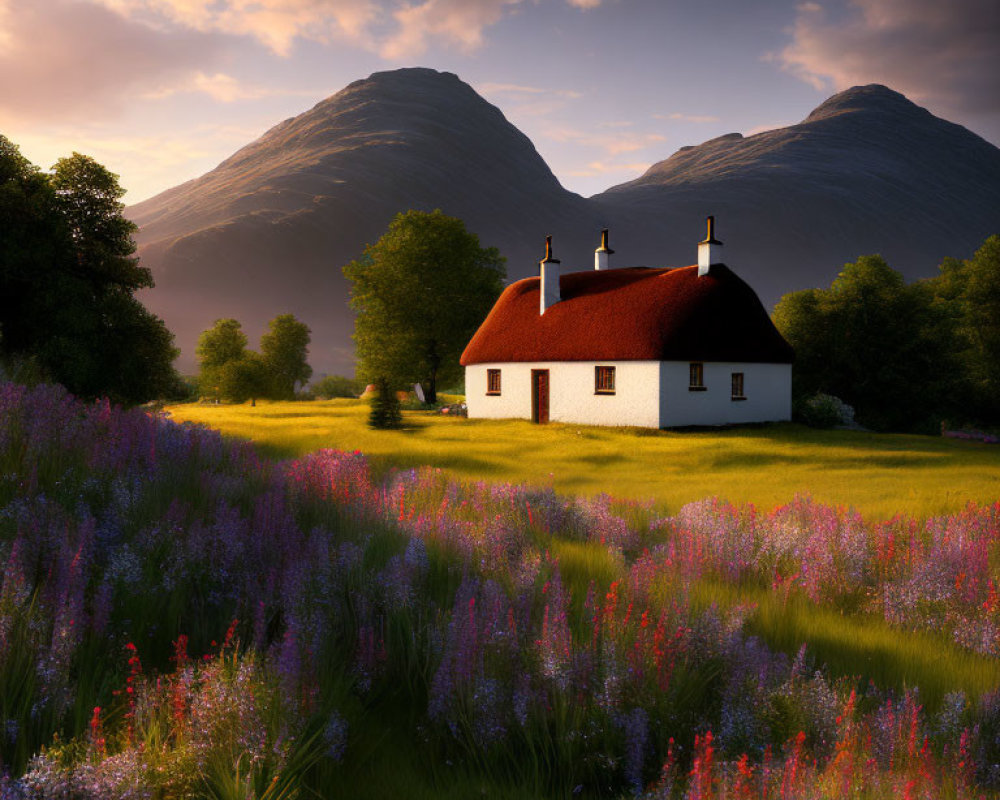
[196,315,311,404]
[773,235,1000,432]
[0,136,179,404]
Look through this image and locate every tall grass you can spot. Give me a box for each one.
[2,382,1000,798]
[693,579,1000,710]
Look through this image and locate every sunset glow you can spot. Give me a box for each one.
[1,0,997,202]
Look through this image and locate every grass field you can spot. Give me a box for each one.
[165,398,1000,519]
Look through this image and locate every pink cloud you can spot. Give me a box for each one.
[378,0,520,59]
[87,0,597,59]
[543,125,667,156]
[778,0,1000,114]
[0,0,226,123]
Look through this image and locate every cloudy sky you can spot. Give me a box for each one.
[2,0,997,203]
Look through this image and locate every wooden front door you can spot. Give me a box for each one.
[532,369,549,424]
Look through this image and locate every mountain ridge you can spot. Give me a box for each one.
[128,69,1000,376]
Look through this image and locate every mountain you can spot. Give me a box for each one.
[130,73,1000,377]
[131,67,599,375]
[592,84,1000,306]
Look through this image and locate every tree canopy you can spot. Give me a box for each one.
[343,209,506,404]
[260,313,312,399]
[0,136,179,404]
[218,352,272,407]
[195,314,312,404]
[196,318,248,397]
[196,318,246,368]
[923,235,1000,423]
[772,237,999,431]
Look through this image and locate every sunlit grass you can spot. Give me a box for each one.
[691,580,1000,712]
[165,399,1000,519]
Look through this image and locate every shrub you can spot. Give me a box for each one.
[312,374,362,399]
[797,393,854,429]
[368,377,402,429]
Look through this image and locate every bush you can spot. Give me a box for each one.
[797,393,855,429]
[165,373,199,403]
[312,374,362,399]
[368,377,402,429]
[0,354,48,387]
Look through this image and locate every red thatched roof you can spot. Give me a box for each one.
[460,265,794,365]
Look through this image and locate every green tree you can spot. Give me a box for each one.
[87,291,183,403]
[921,235,1000,425]
[773,254,955,431]
[51,153,150,293]
[770,287,827,402]
[260,313,312,399]
[196,319,247,399]
[960,236,1000,419]
[218,352,271,406]
[0,138,178,404]
[343,210,505,404]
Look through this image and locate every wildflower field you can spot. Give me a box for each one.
[3,382,1000,798]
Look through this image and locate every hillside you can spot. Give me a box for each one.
[592,84,1000,305]
[129,73,1000,375]
[130,68,598,374]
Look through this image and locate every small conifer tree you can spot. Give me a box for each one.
[368,376,402,429]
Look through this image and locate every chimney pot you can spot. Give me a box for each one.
[595,228,614,270]
[540,235,561,314]
[698,215,724,275]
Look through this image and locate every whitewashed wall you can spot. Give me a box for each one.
[659,361,791,427]
[465,361,791,428]
[466,362,661,428]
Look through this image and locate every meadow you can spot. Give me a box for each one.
[2,383,1000,798]
[165,399,1000,520]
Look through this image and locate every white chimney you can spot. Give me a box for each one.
[697,215,723,276]
[539,235,561,315]
[594,228,614,270]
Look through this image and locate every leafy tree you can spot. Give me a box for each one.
[196,318,248,369]
[218,352,271,406]
[773,254,956,431]
[87,291,184,403]
[960,236,1000,417]
[0,137,179,404]
[260,313,312,399]
[770,288,827,402]
[195,314,313,403]
[196,319,247,398]
[0,136,58,360]
[50,153,150,293]
[920,235,1000,425]
[344,210,505,404]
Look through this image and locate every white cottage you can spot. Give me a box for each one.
[460,219,793,428]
